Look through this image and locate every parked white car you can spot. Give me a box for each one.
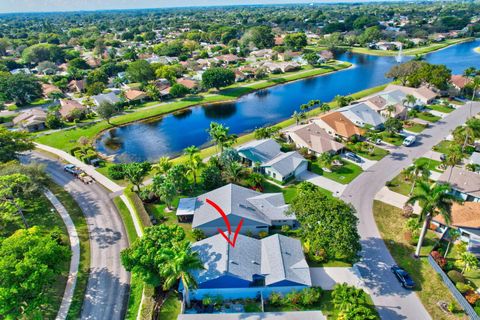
[403,135,416,147]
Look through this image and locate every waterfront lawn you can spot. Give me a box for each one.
[310,160,363,184]
[417,111,441,123]
[379,132,404,146]
[373,201,464,320]
[346,142,389,161]
[426,104,455,114]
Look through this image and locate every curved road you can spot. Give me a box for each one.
[341,102,480,319]
[24,151,130,320]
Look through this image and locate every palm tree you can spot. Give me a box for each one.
[406,181,462,257]
[444,228,460,258]
[247,172,264,188]
[186,154,204,187]
[319,102,331,113]
[318,152,334,170]
[184,145,200,159]
[444,145,464,182]
[292,111,306,125]
[152,156,172,175]
[207,122,237,153]
[404,161,431,195]
[463,67,477,78]
[459,252,478,274]
[334,95,354,107]
[386,104,396,118]
[161,242,204,307]
[224,161,245,183]
[402,94,416,110]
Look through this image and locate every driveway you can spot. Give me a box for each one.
[340,102,480,320]
[24,152,130,320]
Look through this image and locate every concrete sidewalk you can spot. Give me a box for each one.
[297,171,346,197]
[374,187,421,214]
[44,189,80,320]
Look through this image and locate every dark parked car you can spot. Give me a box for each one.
[344,152,362,163]
[391,265,415,289]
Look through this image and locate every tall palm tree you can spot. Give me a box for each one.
[207,122,237,153]
[406,181,462,257]
[184,145,200,159]
[444,145,464,182]
[161,242,204,307]
[224,161,245,183]
[444,228,460,258]
[463,67,477,78]
[404,161,431,195]
[386,104,396,118]
[402,94,416,110]
[292,111,306,125]
[186,154,204,187]
[152,156,172,175]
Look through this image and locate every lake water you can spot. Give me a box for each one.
[96,39,480,163]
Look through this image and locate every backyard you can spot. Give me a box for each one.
[373,201,464,320]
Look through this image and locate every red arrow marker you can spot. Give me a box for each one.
[218,218,244,248]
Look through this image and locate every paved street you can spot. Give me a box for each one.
[340,102,480,320]
[24,152,130,320]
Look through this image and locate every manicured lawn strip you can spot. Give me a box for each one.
[159,293,182,320]
[415,157,444,173]
[417,112,441,123]
[310,161,363,184]
[47,182,91,320]
[387,172,414,196]
[343,38,473,56]
[35,62,352,152]
[373,201,464,320]
[433,140,452,155]
[346,143,389,161]
[379,132,404,146]
[405,123,427,133]
[427,105,455,114]
[113,197,144,320]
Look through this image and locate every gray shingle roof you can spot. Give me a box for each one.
[262,151,306,177]
[339,102,386,127]
[190,184,293,229]
[192,233,311,287]
[438,167,480,198]
[238,139,282,164]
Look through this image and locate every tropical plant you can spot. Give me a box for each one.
[0,173,36,228]
[207,122,237,153]
[402,94,417,109]
[403,161,431,195]
[458,252,479,274]
[444,229,460,258]
[406,181,462,257]
[123,162,151,192]
[152,156,172,175]
[334,95,354,107]
[223,161,245,183]
[444,145,464,182]
[186,154,204,187]
[292,110,306,125]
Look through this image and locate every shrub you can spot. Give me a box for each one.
[447,270,465,284]
[466,291,480,305]
[456,282,472,294]
[258,231,268,239]
[431,251,447,269]
[192,229,206,241]
[474,306,480,315]
[202,295,213,306]
[6,104,17,111]
[285,290,302,305]
[268,292,283,306]
[299,287,322,306]
[281,225,291,233]
[108,164,125,180]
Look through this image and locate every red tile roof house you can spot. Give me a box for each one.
[68,79,86,93]
[124,89,148,103]
[59,99,87,121]
[176,78,200,92]
[41,83,62,98]
[450,74,472,94]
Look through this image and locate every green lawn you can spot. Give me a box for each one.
[404,122,427,133]
[373,201,465,320]
[310,161,363,184]
[433,140,474,156]
[379,132,404,146]
[415,157,444,173]
[417,112,441,123]
[146,200,195,242]
[427,104,455,114]
[346,142,390,161]
[159,293,182,320]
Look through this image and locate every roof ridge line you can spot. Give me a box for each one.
[276,235,287,280]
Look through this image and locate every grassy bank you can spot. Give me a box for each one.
[373,201,464,320]
[47,182,91,320]
[344,38,473,57]
[35,62,351,152]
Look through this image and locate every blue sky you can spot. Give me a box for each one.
[0,0,391,14]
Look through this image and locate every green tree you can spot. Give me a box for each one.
[406,181,462,257]
[303,52,321,66]
[160,241,204,306]
[155,65,178,83]
[121,225,187,286]
[284,32,308,51]
[152,174,177,210]
[223,161,245,183]
[0,227,70,318]
[126,60,155,83]
[240,26,274,49]
[459,252,478,274]
[0,173,37,228]
[96,101,118,125]
[170,83,190,98]
[207,122,237,152]
[384,117,403,135]
[334,95,354,107]
[0,73,42,105]
[404,161,431,195]
[202,67,235,90]
[292,111,306,125]
[254,126,280,139]
[291,183,361,262]
[22,43,64,64]
[86,82,106,96]
[200,164,224,191]
[68,57,90,69]
[0,127,34,163]
[0,38,9,56]
[152,156,172,175]
[123,162,151,192]
[184,146,202,186]
[444,145,464,182]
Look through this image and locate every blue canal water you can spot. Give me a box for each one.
[96,39,480,163]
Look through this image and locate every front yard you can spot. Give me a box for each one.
[404,121,428,133]
[310,160,363,184]
[379,132,404,146]
[417,111,442,123]
[373,201,464,320]
[434,140,475,156]
[427,104,455,114]
[346,141,390,161]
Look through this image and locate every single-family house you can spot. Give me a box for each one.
[12,108,47,132]
[124,89,148,102]
[91,92,121,107]
[438,167,480,202]
[363,93,407,119]
[186,233,312,300]
[383,84,437,106]
[214,54,239,64]
[176,78,200,91]
[338,102,386,129]
[68,79,86,93]
[313,111,364,140]
[450,75,471,94]
[176,183,297,235]
[261,61,300,73]
[237,139,308,182]
[432,202,480,256]
[59,99,86,120]
[285,122,345,156]
[41,83,62,98]
[10,68,31,75]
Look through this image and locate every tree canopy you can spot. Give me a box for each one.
[0,127,34,163]
[202,67,235,90]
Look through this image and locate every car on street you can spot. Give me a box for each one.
[64,164,82,176]
[344,152,362,163]
[391,265,415,289]
[403,135,416,147]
